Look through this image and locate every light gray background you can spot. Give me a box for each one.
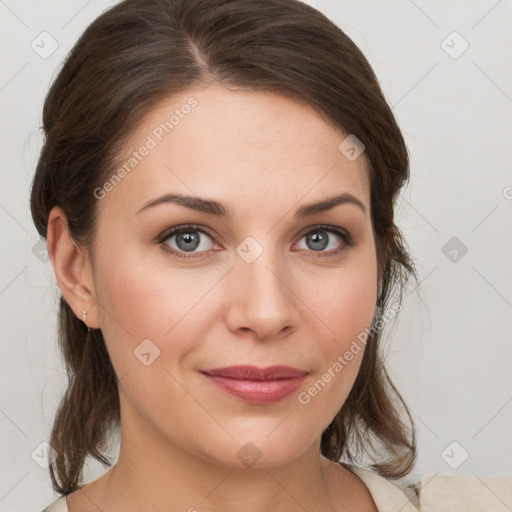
[1,1,511,510]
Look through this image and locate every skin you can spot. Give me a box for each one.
[47,84,379,511]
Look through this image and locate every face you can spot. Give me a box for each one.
[87,84,378,468]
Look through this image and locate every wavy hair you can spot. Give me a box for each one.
[30,0,418,494]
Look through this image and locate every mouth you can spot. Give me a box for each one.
[200,365,308,404]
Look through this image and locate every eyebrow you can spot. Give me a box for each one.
[136,192,366,218]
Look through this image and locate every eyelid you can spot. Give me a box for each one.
[296,223,354,245]
[156,223,216,244]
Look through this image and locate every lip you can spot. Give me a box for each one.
[200,365,308,404]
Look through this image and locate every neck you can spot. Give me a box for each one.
[94,406,345,512]
[106,453,337,512]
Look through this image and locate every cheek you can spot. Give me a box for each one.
[92,240,223,372]
[330,267,377,360]
[306,260,377,347]
[335,276,377,343]
[295,258,377,421]
[92,241,172,362]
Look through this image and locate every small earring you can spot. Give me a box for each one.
[82,310,91,331]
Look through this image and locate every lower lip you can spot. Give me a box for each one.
[202,374,306,404]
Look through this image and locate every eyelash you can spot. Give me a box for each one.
[156,223,355,259]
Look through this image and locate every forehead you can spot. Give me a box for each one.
[101,84,370,219]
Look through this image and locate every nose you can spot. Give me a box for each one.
[224,243,300,342]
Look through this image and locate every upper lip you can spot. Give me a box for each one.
[201,365,308,381]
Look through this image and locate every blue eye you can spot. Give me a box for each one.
[158,224,353,259]
[294,225,352,255]
[159,224,216,258]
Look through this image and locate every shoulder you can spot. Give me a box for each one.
[41,496,68,512]
[340,462,420,511]
[342,463,512,511]
[415,472,512,511]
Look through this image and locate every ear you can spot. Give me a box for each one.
[46,206,100,329]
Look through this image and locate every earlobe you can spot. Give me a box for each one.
[46,206,100,329]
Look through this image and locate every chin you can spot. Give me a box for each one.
[194,426,317,470]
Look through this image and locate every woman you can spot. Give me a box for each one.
[32,0,421,510]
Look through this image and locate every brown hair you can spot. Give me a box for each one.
[30,0,418,495]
